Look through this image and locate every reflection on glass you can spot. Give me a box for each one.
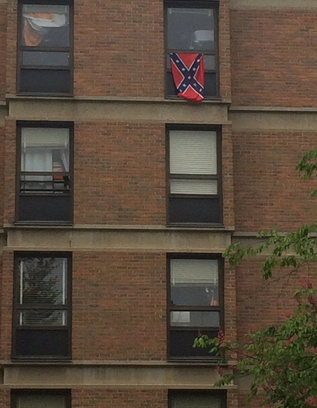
[22,51,69,66]
[19,310,67,326]
[19,257,67,305]
[22,5,69,47]
[167,8,214,50]
[170,311,220,327]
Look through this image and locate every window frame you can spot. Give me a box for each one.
[167,254,224,361]
[11,390,71,408]
[168,390,226,408]
[15,121,74,225]
[12,252,72,361]
[166,125,223,227]
[164,0,220,99]
[17,0,74,96]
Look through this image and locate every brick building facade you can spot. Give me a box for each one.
[0,0,317,408]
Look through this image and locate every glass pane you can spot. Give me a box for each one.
[171,393,222,408]
[22,5,69,47]
[170,130,217,175]
[204,55,215,70]
[19,69,71,94]
[18,257,67,305]
[167,8,214,51]
[170,179,217,195]
[169,197,221,224]
[169,330,217,358]
[18,310,67,326]
[17,394,67,408]
[21,127,70,174]
[171,311,220,327]
[170,259,219,306]
[23,51,69,66]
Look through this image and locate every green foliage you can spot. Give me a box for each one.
[195,287,317,408]
[194,149,317,407]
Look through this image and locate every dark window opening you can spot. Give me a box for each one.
[168,255,223,360]
[165,1,219,98]
[18,1,73,95]
[167,127,222,226]
[12,254,72,360]
[16,123,73,224]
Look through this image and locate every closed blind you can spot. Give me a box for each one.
[22,128,69,148]
[19,258,67,305]
[170,131,217,175]
[17,395,67,408]
[170,179,217,195]
[172,394,222,408]
[23,5,69,15]
[171,259,218,285]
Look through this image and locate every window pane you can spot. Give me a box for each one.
[171,393,222,408]
[17,394,67,408]
[170,259,219,306]
[23,51,69,66]
[18,257,67,305]
[169,330,217,358]
[22,5,69,47]
[167,8,214,51]
[204,55,215,70]
[169,197,221,224]
[171,311,220,327]
[21,127,70,173]
[170,179,217,195]
[18,310,67,326]
[170,130,217,175]
[19,69,71,94]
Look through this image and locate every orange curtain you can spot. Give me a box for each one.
[23,13,55,47]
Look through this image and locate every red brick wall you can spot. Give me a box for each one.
[233,131,317,232]
[74,122,166,225]
[6,1,17,96]
[231,9,317,107]
[219,0,231,101]
[222,124,235,227]
[73,0,164,97]
[3,119,15,225]
[0,125,4,226]
[0,251,13,360]
[0,3,6,100]
[72,390,167,408]
[235,259,317,343]
[72,252,166,360]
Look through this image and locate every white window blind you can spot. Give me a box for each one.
[170,130,217,175]
[171,259,218,285]
[170,179,217,195]
[171,394,222,408]
[22,128,69,148]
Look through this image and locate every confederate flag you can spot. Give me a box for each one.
[170,53,205,102]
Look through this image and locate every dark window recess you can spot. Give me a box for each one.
[169,391,225,408]
[167,128,222,226]
[17,1,73,95]
[168,256,223,360]
[12,255,71,360]
[165,1,219,98]
[12,391,71,408]
[16,124,73,224]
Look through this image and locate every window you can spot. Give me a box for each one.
[12,254,71,359]
[165,0,218,98]
[169,391,225,408]
[18,0,73,95]
[167,127,222,225]
[168,255,223,359]
[12,391,71,408]
[16,123,73,224]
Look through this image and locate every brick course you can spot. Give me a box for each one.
[231,9,317,107]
